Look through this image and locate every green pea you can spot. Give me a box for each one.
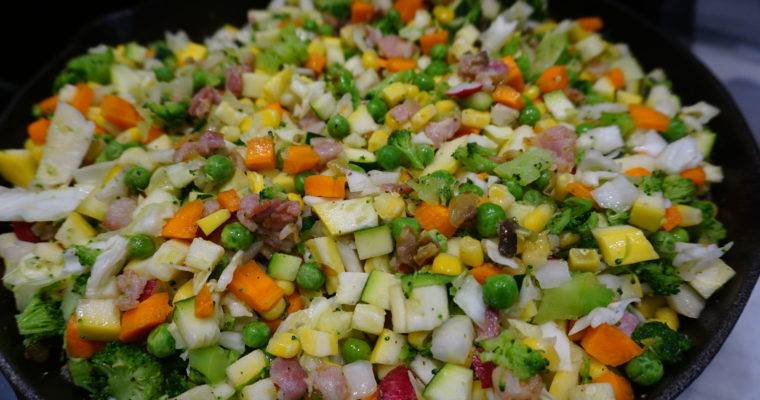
[503,179,524,200]
[575,123,595,134]
[303,19,318,32]
[522,189,546,206]
[242,321,271,349]
[203,155,234,184]
[376,145,403,170]
[147,323,176,358]
[662,119,687,142]
[391,218,421,240]
[425,60,450,76]
[328,114,351,139]
[295,172,314,195]
[153,65,174,82]
[221,222,255,251]
[366,97,388,123]
[518,105,541,126]
[413,74,434,91]
[625,351,664,386]
[124,166,151,193]
[429,43,449,61]
[103,141,125,161]
[127,234,156,259]
[534,170,552,190]
[458,183,483,196]
[341,338,371,363]
[476,203,507,238]
[416,144,434,167]
[482,274,518,309]
[317,24,334,36]
[671,227,690,242]
[296,262,325,291]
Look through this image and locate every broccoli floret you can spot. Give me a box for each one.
[600,112,635,135]
[627,260,684,296]
[479,330,549,380]
[408,171,454,205]
[638,172,664,195]
[70,245,102,267]
[662,175,696,204]
[53,49,114,91]
[366,70,414,99]
[605,209,630,225]
[373,9,403,35]
[691,217,726,244]
[326,64,360,107]
[387,130,434,169]
[649,230,679,260]
[192,68,224,91]
[89,342,167,400]
[146,101,189,128]
[631,321,692,365]
[452,143,499,173]
[15,295,65,346]
[547,197,594,235]
[314,0,352,19]
[68,358,106,394]
[260,184,287,200]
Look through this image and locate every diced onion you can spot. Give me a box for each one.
[591,175,642,212]
[534,260,571,289]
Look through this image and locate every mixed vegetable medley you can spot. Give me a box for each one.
[0,0,735,399]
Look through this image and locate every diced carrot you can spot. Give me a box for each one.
[537,65,569,93]
[386,58,417,72]
[195,284,214,318]
[38,95,58,115]
[282,145,321,174]
[623,167,652,177]
[69,83,94,114]
[415,202,457,237]
[304,175,347,198]
[419,30,449,55]
[263,103,289,116]
[455,125,481,137]
[265,318,283,332]
[470,263,503,285]
[606,68,625,90]
[286,293,303,315]
[593,372,634,400]
[628,104,670,132]
[493,85,525,110]
[305,53,327,75]
[228,261,285,312]
[393,0,424,23]
[118,292,173,342]
[581,323,644,367]
[245,137,277,170]
[501,55,525,91]
[680,166,706,188]
[567,320,587,342]
[217,189,241,212]
[101,94,142,130]
[27,119,51,145]
[277,19,303,28]
[362,392,378,400]
[162,200,204,239]
[662,206,682,232]
[566,182,594,200]
[578,16,604,32]
[351,1,375,23]
[65,314,104,358]
[144,126,164,144]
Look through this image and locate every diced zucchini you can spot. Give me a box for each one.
[305,236,345,273]
[242,72,271,99]
[405,285,449,332]
[694,130,716,158]
[360,270,397,310]
[147,239,189,281]
[569,383,616,400]
[423,136,467,175]
[297,328,339,357]
[310,92,337,120]
[689,259,735,299]
[335,272,369,305]
[189,346,229,384]
[75,299,121,341]
[226,349,268,388]
[352,303,386,335]
[185,238,224,272]
[610,56,644,82]
[344,148,377,164]
[667,284,705,318]
[268,253,302,281]
[544,90,577,121]
[482,125,514,146]
[410,354,441,384]
[431,315,475,365]
[348,105,379,135]
[354,225,393,260]
[423,363,474,400]
[370,329,407,365]
[318,310,353,338]
[172,384,216,400]
[54,212,96,247]
[240,378,277,400]
[389,281,407,332]
[312,197,379,236]
[173,297,220,350]
[576,34,605,62]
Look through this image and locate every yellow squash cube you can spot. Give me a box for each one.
[75,299,121,341]
[382,82,407,106]
[432,253,463,276]
[461,109,491,129]
[197,209,231,236]
[54,212,96,247]
[676,205,703,227]
[629,195,665,232]
[568,248,601,272]
[266,332,301,359]
[297,328,339,357]
[523,204,553,232]
[459,236,483,267]
[592,225,659,266]
[226,350,268,388]
[0,150,36,188]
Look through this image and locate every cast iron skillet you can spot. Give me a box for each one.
[0,0,758,398]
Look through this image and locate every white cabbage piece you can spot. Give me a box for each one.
[591,175,642,213]
[577,125,624,155]
[3,245,66,310]
[673,242,728,280]
[0,185,93,222]
[568,297,640,335]
[35,103,95,187]
[86,235,130,298]
[655,136,703,174]
[121,201,177,236]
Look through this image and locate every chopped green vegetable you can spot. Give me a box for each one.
[479,330,549,380]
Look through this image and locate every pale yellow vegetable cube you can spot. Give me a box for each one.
[226,350,268,388]
[629,195,665,232]
[297,328,339,357]
[75,299,121,341]
[197,209,232,236]
[266,332,301,359]
[55,212,96,247]
[592,225,659,266]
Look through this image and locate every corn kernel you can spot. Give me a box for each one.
[368,129,390,152]
[431,253,463,276]
[382,82,408,106]
[435,100,457,114]
[534,118,557,133]
[459,236,483,267]
[220,126,241,142]
[272,173,295,193]
[553,173,574,201]
[654,307,680,331]
[411,104,437,131]
[308,39,326,56]
[275,279,295,296]
[287,193,304,210]
[266,332,301,358]
[246,171,265,194]
[258,108,281,128]
[487,184,515,211]
[239,116,254,132]
[637,296,667,318]
[117,127,141,143]
[433,5,454,23]
[534,102,548,115]
[408,331,431,348]
[523,85,541,101]
[297,328,339,357]
[461,109,491,129]
[568,248,601,271]
[362,50,381,69]
[588,358,609,379]
[373,192,406,221]
[260,298,287,320]
[176,42,207,66]
[523,204,553,232]
[617,91,643,105]
[676,205,703,227]
[520,300,538,321]
[254,98,268,107]
[559,231,580,248]
[197,209,232,236]
[87,107,106,127]
[104,165,123,185]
